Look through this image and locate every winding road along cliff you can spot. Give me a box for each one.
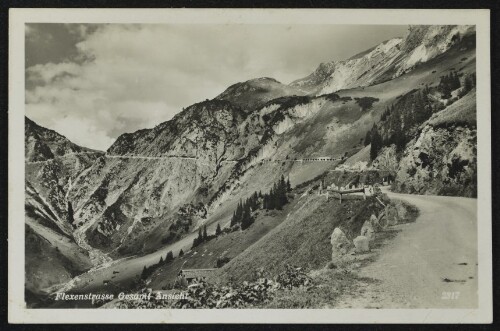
[337,189,478,308]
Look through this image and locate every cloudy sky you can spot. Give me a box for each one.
[25,23,408,150]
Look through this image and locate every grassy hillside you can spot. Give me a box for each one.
[427,89,476,128]
[144,178,383,290]
[147,195,299,290]
[218,194,383,284]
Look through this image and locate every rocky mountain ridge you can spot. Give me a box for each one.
[290,25,475,95]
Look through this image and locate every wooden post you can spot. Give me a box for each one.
[363,188,366,200]
[339,193,342,204]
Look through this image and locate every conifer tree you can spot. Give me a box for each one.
[452,71,461,90]
[279,175,288,206]
[235,200,243,222]
[179,249,184,257]
[370,125,382,161]
[216,223,222,236]
[230,211,237,227]
[166,251,173,262]
[192,228,203,247]
[241,204,253,230]
[159,256,164,264]
[203,224,208,241]
[268,188,275,210]
[67,201,75,225]
[364,130,372,146]
[464,73,475,92]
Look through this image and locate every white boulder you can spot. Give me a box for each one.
[353,236,370,253]
[330,227,353,261]
[360,220,375,242]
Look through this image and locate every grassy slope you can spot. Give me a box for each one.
[147,180,383,290]
[218,194,383,284]
[147,197,299,290]
[427,88,476,128]
[343,145,370,166]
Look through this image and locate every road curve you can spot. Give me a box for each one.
[338,189,478,308]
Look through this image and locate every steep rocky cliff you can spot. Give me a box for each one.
[394,89,477,197]
[72,99,262,256]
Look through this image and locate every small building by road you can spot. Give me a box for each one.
[178,269,216,284]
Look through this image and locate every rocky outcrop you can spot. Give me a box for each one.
[395,125,477,197]
[25,117,100,162]
[372,145,399,174]
[391,84,477,198]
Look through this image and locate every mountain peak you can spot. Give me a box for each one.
[25,117,100,162]
[215,76,304,110]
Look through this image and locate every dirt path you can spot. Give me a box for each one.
[336,190,478,308]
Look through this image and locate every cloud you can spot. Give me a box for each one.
[25,24,407,150]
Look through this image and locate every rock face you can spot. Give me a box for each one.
[330,227,353,262]
[396,125,477,197]
[25,117,99,162]
[373,145,399,174]
[395,89,477,197]
[360,220,375,242]
[353,236,370,253]
[25,118,100,292]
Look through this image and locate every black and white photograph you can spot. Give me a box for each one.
[8,8,492,324]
